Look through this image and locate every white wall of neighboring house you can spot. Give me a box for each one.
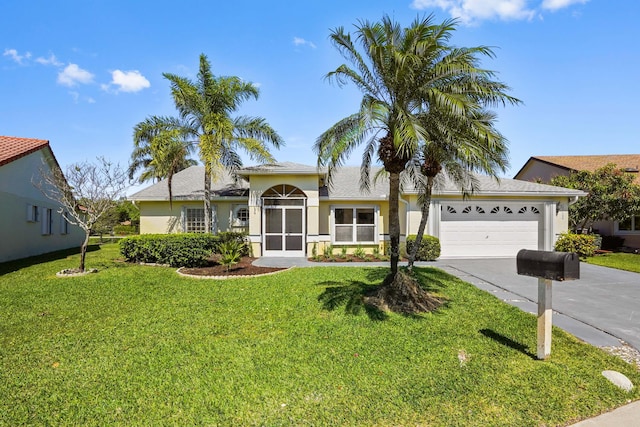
[0,149,84,263]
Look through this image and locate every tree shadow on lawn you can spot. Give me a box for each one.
[0,245,101,275]
[480,328,536,360]
[317,267,451,321]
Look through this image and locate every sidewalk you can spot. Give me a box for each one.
[568,400,640,426]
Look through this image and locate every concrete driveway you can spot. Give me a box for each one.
[432,258,640,350]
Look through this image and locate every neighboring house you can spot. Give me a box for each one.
[130,162,583,258]
[0,136,84,263]
[514,155,640,248]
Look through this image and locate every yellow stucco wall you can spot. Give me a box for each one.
[137,200,248,234]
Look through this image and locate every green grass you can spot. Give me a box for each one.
[1,244,639,426]
[586,252,640,273]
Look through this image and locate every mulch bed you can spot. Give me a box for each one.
[179,256,286,277]
[309,255,390,262]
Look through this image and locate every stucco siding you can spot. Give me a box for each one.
[137,200,245,234]
[516,161,570,184]
[0,150,84,263]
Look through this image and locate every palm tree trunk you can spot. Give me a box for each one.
[388,172,401,275]
[407,176,434,272]
[203,168,212,233]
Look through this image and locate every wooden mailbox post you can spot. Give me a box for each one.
[516,249,580,360]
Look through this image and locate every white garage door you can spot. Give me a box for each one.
[440,202,543,258]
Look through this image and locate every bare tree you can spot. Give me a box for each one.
[34,157,128,272]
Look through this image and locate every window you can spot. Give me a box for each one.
[183,207,216,233]
[618,215,640,232]
[237,207,249,222]
[333,206,377,244]
[41,208,52,235]
[26,204,39,222]
[60,214,69,235]
[231,204,249,226]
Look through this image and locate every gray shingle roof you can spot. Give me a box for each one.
[324,167,585,199]
[129,167,248,201]
[129,164,585,201]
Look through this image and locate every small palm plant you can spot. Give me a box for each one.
[353,245,366,260]
[218,240,242,272]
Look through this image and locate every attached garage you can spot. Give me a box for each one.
[439,202,543,258]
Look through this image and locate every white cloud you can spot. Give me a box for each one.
[57,63,94,86]
[411,0,587,24]
[541,0,589,11]
[104,69,150,93]
[35,53,63,67]
[3,48,31,64]
[412,0,535,23]
[293,37,316,49]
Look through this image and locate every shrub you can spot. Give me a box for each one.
[323,244,333,259]
[405,234,441,261]
[119,234,218,267]
[554,232,597,258]
[353,245,366,259]
[215,232,250,256]
[218,240,242,272]
[339,246,348,259]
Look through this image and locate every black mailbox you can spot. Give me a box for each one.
[516,249,580,281]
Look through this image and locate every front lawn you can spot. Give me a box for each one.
[1,244,638,426]
[586,252,640,273]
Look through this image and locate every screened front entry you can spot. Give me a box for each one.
[262,185,307,257]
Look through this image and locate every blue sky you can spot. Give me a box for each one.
[2,0,638,193]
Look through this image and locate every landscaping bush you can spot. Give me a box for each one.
[554,232,597,258]
[119,234,218,267]
[215,231,250,256]
[405,234,441,261]
[119,233,250,267]
[218,240,243,272]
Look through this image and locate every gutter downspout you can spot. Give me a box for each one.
[399,195,410,242]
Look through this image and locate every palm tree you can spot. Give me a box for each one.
[133,54,283,230]
[130,121,197,208]
[315,15,519,312]
[315,15,444,276]
[405,107,512,271]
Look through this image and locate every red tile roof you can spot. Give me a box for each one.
[0,135,50,167]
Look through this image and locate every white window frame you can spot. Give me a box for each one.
[330,205,379,245]
[615,215,640,234]
[26,204,39,222]
[181,205,217,233]
[41,208,53,235]
[60,213,69,235]
[231,204,249,227]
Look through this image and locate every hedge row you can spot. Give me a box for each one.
[404,234,441,261]
[119,232,248,267]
